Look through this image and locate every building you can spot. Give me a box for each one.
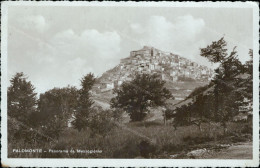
[149,64,155,70]
[67,113,75,128]
[161,74,165,80]
[170,70,177,76]
[172,76,178,82]
[98,46,214,92]
[100,81,114,90]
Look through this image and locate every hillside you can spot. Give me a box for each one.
[93,46,212,99]
[90,46,213,121]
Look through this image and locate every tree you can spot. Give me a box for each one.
[200,37,247,132]
[111,73,172,121]
[200,37,228,63]
[200,37,244,77]
[8,72,37,124]
[168,105,191,130]
[7,72,38,143]
[190,95,212,131]
[37,86,79,127]
[32,86,79,139]
[242,49,253,100]
[164,108,175,121]
[111,108,124,122]
[87,107,115,137]
[244,49,253,74]
[72,73,95,131]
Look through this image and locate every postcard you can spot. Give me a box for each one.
[1,1,259,167]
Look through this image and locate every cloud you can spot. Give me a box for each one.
[8,28,121,94]
[20,15,49,33]
[50,29,121,75]
[130,15,206,62]
[130,23,145,34]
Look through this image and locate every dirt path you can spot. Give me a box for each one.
[208,141,253,159]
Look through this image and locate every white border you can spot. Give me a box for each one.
[1,1,259,167]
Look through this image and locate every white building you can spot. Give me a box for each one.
[172,76,178,82]
[101,81,114,89]
[170,71,177,76]
[149,64,155,70]
[118,80,123,86]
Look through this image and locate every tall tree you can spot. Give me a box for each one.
[111,74,172,121]
[8,72,37,124]
[200,37,245,126]
[72,73,95,131]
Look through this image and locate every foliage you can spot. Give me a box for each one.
[164,108,175,120]
[200,37,248,124]
[200,37,228,63]
[7,72,39,144]
[88,107,116,136]
[242,49,253,100]
[111,108,124,122]
[111,73,172,121]
[72,73,95,131]
[30,86,79,139]
[245,49,253,74]
[37,86,79,127]
[186,83,213,99]
[172,105,191,127]
[177,76,196,82]
[40,114,65,140]
[8,72,37,124]
[8,122,250,158]
[168,38,252,132]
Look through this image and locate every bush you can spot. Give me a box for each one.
[161,143,185,153]
[41,115,65,140]
[128,121,163,127]
[88,108,116,136]
[111,73,172,122]
[8,121,249,158]
[138,140,156,158]
[112,139,140,158]
[183,136,213,145]
[241,124,252,134]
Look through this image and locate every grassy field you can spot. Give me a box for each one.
[8,120,252,158]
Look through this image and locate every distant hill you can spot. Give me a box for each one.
[93,46,213,93]
[91,46,215,121]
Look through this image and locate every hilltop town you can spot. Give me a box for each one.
[93,46,214,94]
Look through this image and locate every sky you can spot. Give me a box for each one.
[7,5,253,94]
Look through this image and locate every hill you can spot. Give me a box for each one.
[93,46,212,98]
[90,46,214,121]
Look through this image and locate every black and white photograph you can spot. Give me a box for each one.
[1,1,259,167]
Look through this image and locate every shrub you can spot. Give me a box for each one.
[112,139,140,158]
[241,123,252,134]
[161,143,185,153]
[138,140,156,158]
[88,108,116,136]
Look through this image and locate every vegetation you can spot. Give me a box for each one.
[7,37,253,159]
[72,73,95,131]
[111,73,172,121]
[8,72,37,124]
[8,121,251,158]
[166,37,253,135]
[177,76,196,82]
[8,72,38,144]
[34,86,79,139]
